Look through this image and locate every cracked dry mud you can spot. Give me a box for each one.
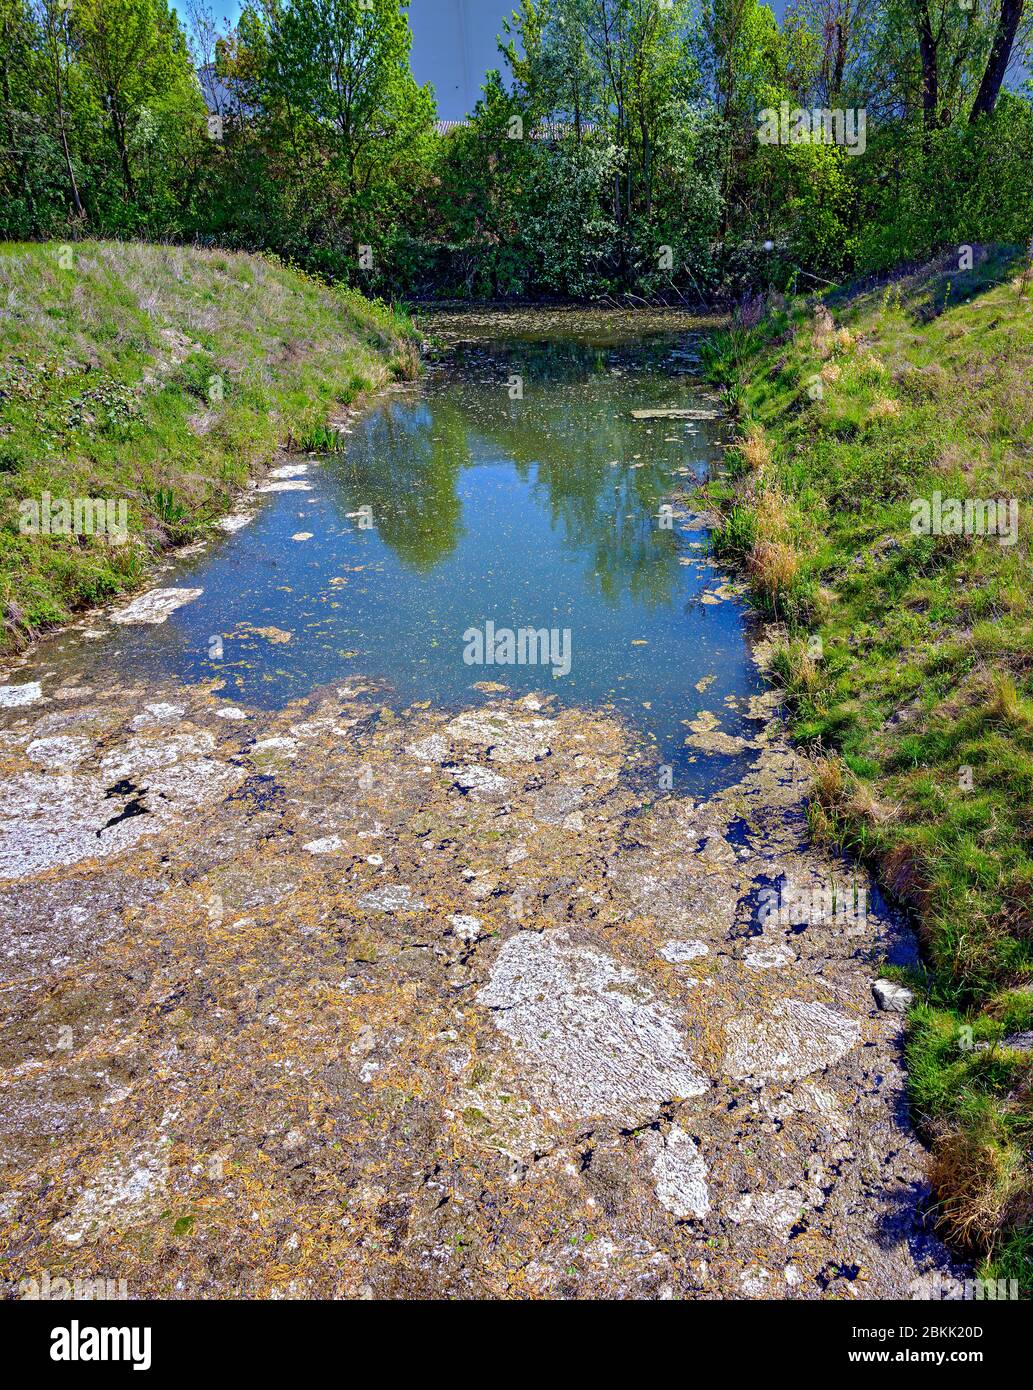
[0,663,959,1299]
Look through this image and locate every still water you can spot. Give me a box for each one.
[42,318,764,794]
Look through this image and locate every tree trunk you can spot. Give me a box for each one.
[970,0,1025,120]
[43,11,84,217]
[832,20,848,96]
[110,95,136,201]
[53,62,84,216]
[917,13,940,130]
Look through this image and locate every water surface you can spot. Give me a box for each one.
[36,318,764,795]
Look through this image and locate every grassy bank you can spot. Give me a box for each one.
[0,241,419,649]
[701,246,1033,1286]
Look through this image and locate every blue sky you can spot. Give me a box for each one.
[171,2,572,121]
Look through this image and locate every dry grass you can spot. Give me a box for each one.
[857,354,887,382]
[773,636,822,696]
[844,781,899,827]
[811,753,847,807]
[753,487,793,540]
[748,538,800,598]
[867,395,901,420]
[899,360,950,399]
[881,840,930,914]
[811,304,834,358]
[930,1128,1031,1255]
[988,673,1033,735]
[739,423,772,471]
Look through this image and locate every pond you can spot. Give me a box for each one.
[35,314,764,796]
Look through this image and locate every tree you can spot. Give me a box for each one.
[255,0,432,199]
[505,1,698,234]
[970,0,1025,119]
[227,0,433,272]
[33,0,84,216]
[700,0,781,121]
[72,0,198,203]
[891,0,996,128]
[793,0,866,102]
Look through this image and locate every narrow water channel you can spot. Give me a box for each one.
[0,313,960,1304]
[28,315,762,796]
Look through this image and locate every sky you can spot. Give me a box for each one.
[170,2,556,121]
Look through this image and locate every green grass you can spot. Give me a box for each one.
[0,240,419,646]
[703,244,1033,1287]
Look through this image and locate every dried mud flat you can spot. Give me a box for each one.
[0,661,960,1300]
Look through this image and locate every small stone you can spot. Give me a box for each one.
[252,736,297,757]
[407,735,449,763]
[723,999,861,1083]
[726,1187,806,1232]
[743,943,796,971]
[449,914,482,942]
[131,702,185,729]
[649,1126,710,1219]
[358,884,425,914]
[872,979,913,1013]
[739,1264,772,1297]
[110,588,203,625]
[452,764,510,797]
[26,735,90,769]
[0,682,42,708]
[658,940,708,964]
[304,836,344,855]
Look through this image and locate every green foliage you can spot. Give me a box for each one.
[852,98,1033,273]
[749,140,858,278]
[237,0,434,272]
[149,486,188,531]
[522,140,621,298]
[712,503,758,557]
[1,0,1032,298]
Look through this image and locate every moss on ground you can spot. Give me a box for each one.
[701,244,1033,1288]
[0,240,418,647]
